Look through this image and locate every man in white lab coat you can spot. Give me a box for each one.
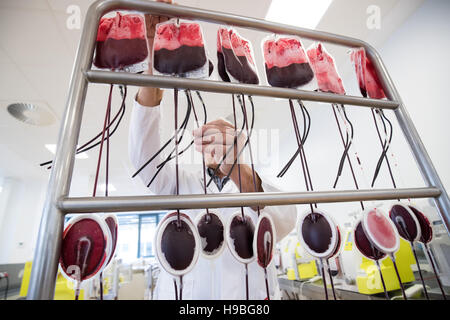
[128,0,297,300]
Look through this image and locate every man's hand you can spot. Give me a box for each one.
[193,119,264,198]
[136,0,173,107]
[193,119,245,177]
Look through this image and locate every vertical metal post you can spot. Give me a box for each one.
[27,4,101,300]
[365,46,450,234]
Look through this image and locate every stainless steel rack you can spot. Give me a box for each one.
[28,0,450,299]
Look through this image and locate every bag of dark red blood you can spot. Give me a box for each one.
[262,34,317,90]
[152,19,209,78]
[217,27,259,84]
[94,12,148,72]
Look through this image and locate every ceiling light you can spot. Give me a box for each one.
[45,144,89,160]
[7,102,57,126]
[99,183,116,192]
[265,0,332,29]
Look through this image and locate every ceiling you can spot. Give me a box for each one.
[0,0,424,196]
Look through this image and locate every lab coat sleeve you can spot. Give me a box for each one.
[257,171,298,243]
[128,98,177,195]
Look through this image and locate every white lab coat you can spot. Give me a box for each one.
[128,99,297,300]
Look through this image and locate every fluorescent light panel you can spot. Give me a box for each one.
[99,183,117,192]
[266,0,332,29]
[45,144,89,159]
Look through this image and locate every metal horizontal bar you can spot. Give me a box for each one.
[94,0,368,48]
[59,187,440,213]
[85,70,399,109]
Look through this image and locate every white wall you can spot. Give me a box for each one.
[378,0,450,192]
[0,177,47,264]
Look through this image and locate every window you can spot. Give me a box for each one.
[117,213,167,261]
[116,214,140,262]
[139,215,157,258]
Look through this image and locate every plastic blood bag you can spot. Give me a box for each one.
[408,205,447,299]
[153,19,208,77]
[253,213,276,299]
[183,89,226,261]
[389,204,421,242]
[361,208,408,299]
[60,215,112,300]
[94,12,148,70]
[217,27,259,84]
[364,208,399,252]
[264,36,317,184]
[103,214,118,266]
[297,210,340,300]
[253,213,276,268]
[389,203,431,299]
[353,219,390,299]
[263,36,315,88]
[227,212,256,263]
[349,48,386,99]
[409,206,433,244]
[224,211,255,300]
[354,220,387,261]
[298,211,337,258]
[350,48,396,191]
[307,43,345,95]
[196,212,225,258]
[155,212,200,275]
[306,43,358,191]
[153,88,202,301]
[217,28,231,82]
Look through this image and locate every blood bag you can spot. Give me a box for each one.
[349,48,386,99]
[94,12,148,71]
[361,208,400,254]
[253,213,276,268]
[195,211,226,259]
[217,27,259,84]
[296,210,340,259]
[262,35,317,90]
[389,203,421,242]
[153,19,209,78]
[226,212,256,264]
[60,215,112,282]
[307,42,345,95]
[155,212,201,276]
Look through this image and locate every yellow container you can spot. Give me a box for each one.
[295,242,318,280]
[356,238,415,294]
[286,268,297,280]
[20,261,85,300]
[298,260,318,280]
